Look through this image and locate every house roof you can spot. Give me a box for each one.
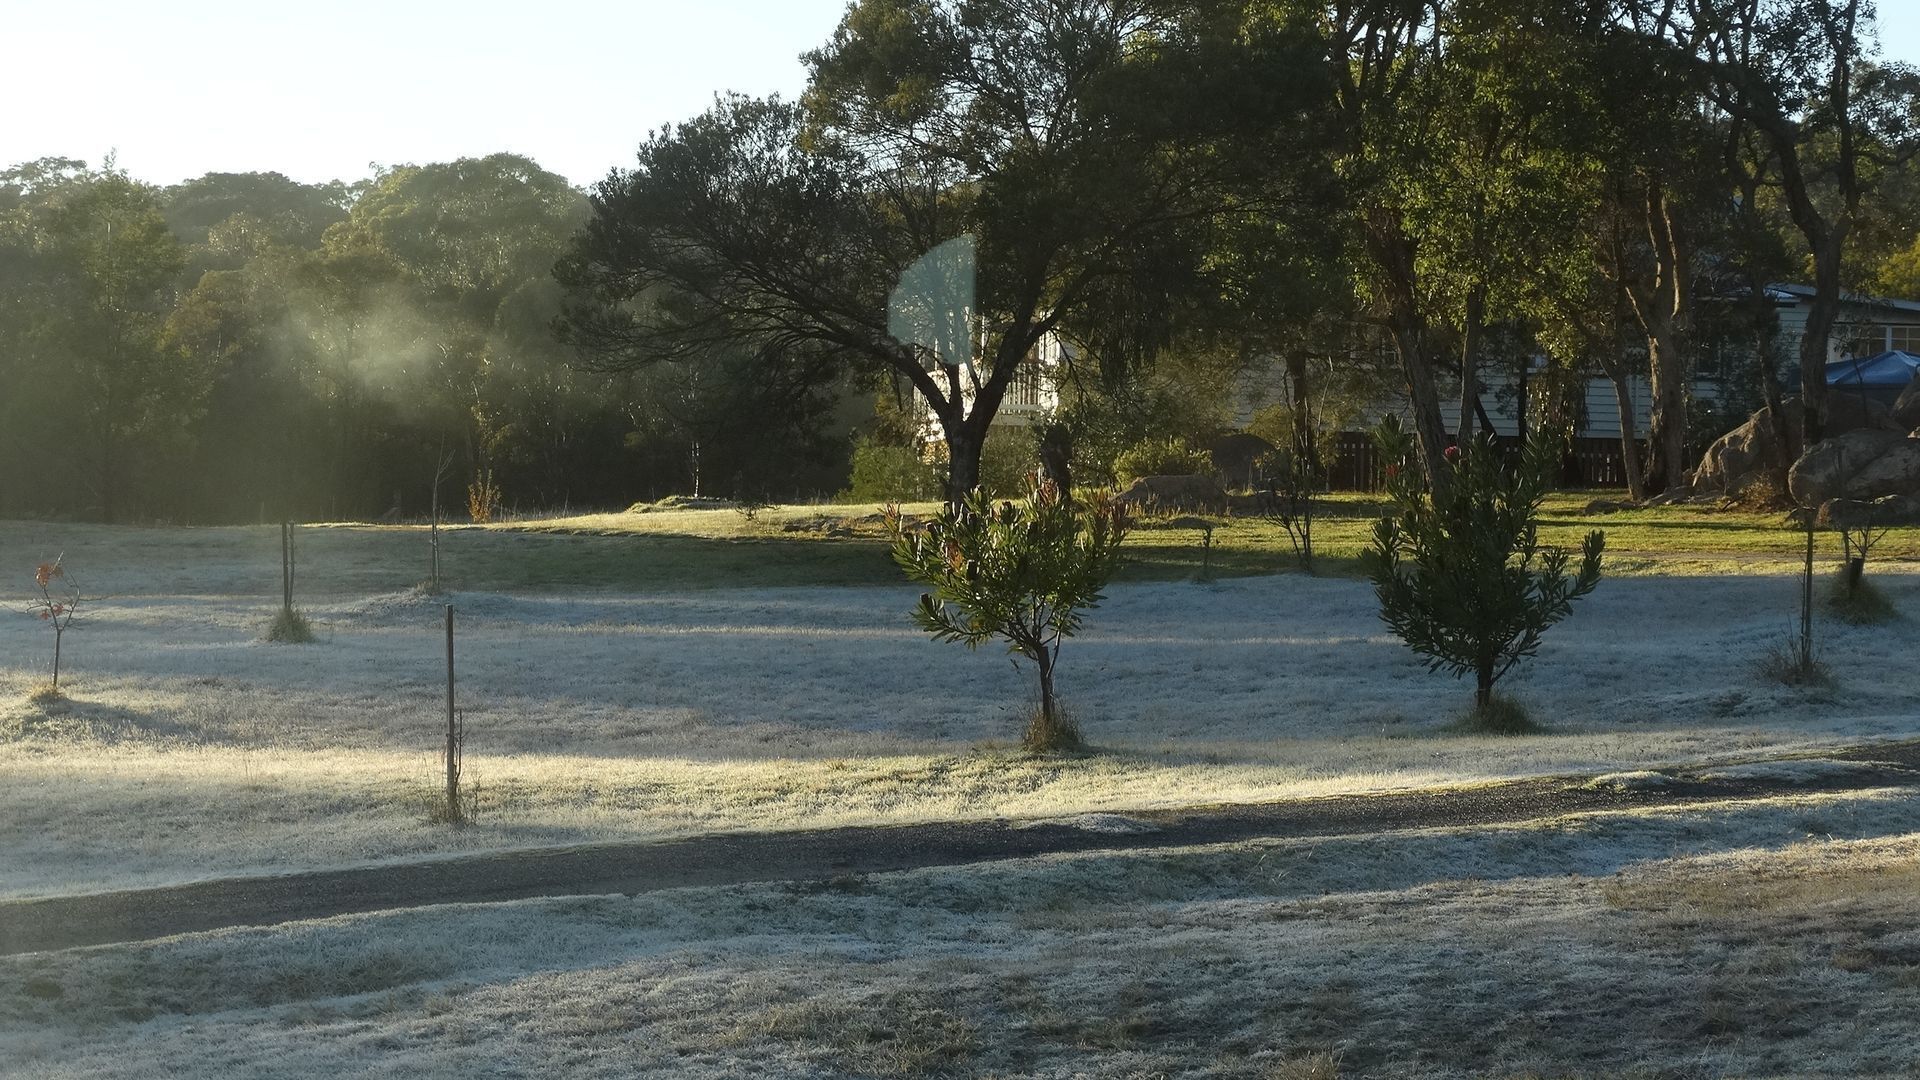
[1767,282,1920,316]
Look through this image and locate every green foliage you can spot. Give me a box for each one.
[1361,434,1605,709]
[845,438,942,502]
[886,482,1129,750]
[1113,437,1213,485]
[978,426,1039,497]
[1368,415,1418,481]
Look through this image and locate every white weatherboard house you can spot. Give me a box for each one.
[916,331,1066,442]
[1291,283,1920,445]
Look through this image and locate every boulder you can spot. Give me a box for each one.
[1691,392,1900,503]
[1896,374,1920,430]
[1692,404,1790,495]
[1115,474,1229,514]
[1841,439,1920,500]
[1787,429,1907,506]
[1818,494,1920,528]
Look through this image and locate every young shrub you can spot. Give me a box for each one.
[1112,437,1213,484]
[1361,434,1605,717]
[466,468,503,524]
[1368,414,1417,489]
[28,557,82,696]
[885,481,1128,751]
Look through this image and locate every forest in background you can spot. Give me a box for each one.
[8,0,1920,522]
[0,154,860,523]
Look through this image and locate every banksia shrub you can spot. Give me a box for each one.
[886,481,1128,751]
[1361,434,1604,721]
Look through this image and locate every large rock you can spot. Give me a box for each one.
[1693,403,1791,495]
[1897,375,1920,431]
[1842,439,1920,500]
[1818,494,1920,528]
[1692,392,1901,503]
[1115,474,1228,514]
[1788,429,1908,505]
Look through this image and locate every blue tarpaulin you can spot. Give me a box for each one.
[1827,350,1920,389]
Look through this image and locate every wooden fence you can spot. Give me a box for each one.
[1321,432,1637,491]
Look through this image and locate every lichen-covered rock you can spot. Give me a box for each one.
[1817,494,1920,528]
[1787,429,1907,506]
[1115,474,1229,514]
[1895,374,1920,430]
[1692,393,1900,505]
[1693,405,1785,495]
[1841,439,1920,500]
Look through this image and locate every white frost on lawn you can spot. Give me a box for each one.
[1015,813,1159,834]
[4,790,1919,1078]
[2,570,1918,895]
[1692,757,1906,784]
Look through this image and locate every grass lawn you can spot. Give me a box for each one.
[5,498,1920,1076]
[6,492,1911,597]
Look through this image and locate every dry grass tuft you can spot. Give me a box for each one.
[1264,1051,1342,1080]
[25,683,65,708]
[1023,704,1082,753]
[1755,638,1833,688]
[1826,572,1898,625]
[739,991,978,1075]
[264,606,315,644]
[1452,693,1540,736]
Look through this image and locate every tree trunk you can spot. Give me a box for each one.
[1459,288,1485,442]
[52,628,63,691]
[1394,324,1454,501]
[1514,358,1530,445]
[1798,231,1846,446]
[1037,647,1057,730]
[1367,213,1452,501]
[945,424,983,503]
[1604,364,1648,502]
[1038,424,1073,498]
[1645,323,1689,495]
[1475,659,1493,710]
[100,430,118,526]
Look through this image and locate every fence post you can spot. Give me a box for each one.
[445,604,461,824]
[281,522,293,612]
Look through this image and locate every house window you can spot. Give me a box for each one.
[1836,323,1883,357]
[1890,325,1920,353]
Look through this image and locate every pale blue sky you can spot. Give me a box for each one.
[7,0,1920,190]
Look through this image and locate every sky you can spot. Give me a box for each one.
[7,0,1920,191]
[4,0,853,188]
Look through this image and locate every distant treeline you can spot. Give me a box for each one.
[12,0,1920,522]
[0,154,856,524]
